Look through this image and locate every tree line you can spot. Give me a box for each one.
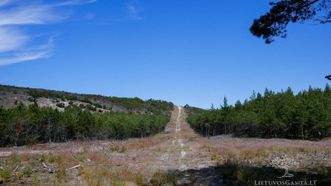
[0,103,172,147]
[187,85,331,140]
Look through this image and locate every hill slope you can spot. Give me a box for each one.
[0,85,174,147]
[0,84,173,114]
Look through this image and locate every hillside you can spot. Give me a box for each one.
[0,84,173,114]
[0,85,174,147]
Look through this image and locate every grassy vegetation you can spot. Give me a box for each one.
[1,150,329,186]
[187,85,331,140]
[0,152,150,185]
[150,171,177,186]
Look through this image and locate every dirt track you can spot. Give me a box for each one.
[133,106,218,179]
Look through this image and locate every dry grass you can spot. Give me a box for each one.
[205,135,331,171]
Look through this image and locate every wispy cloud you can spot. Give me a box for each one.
[127,2,143,21]
[0,27,28,53]
[0,5,66,26]
[0,0,12,7]
[54,0,97,7]
[0,37,54,66]
[0,0,96,66]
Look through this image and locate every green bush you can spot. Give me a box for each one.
[0,168,12,181]
[21,167,32,178]
[56,103,65,108]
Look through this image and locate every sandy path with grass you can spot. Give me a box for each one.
[127,106,217,176]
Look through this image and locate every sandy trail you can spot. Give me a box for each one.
[139,106,216,174]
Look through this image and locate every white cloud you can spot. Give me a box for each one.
[0,50,50,66]
[0,36,54,66]
[0,0,96,66]
[127,3,143,21]
[0,0,13,7]
[54,0,97,7]
[0,27,28,52]
[0,5,66,26]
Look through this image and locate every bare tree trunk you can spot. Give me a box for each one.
[48,118,51,143]
[301,124,304,139]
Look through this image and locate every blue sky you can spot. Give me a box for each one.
[0,0,331,108]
